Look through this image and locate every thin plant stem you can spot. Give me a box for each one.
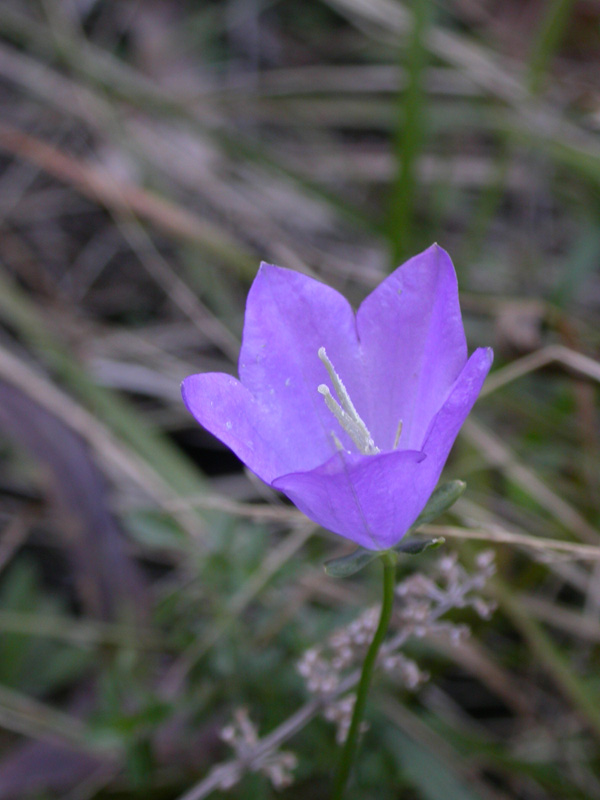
[332,550,397,799]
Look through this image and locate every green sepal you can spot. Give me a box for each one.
[324,547,379,578]
[324,534,445,577]
[394,536,445,555]
[409,480,466,531]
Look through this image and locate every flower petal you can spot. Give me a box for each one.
[273,448,428,550]
[272,347,493,550]
[182,373,284,483]
[421,346,493,466]
[357,245,468,451]
[238,263,369,471]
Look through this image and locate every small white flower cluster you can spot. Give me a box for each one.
[395,549,497,637]
[318,651,430,744]
[297,607,380,695]
[379,651,427,688]
[219,707,298,790]
[298,549,496,742]
[323,692,364,744]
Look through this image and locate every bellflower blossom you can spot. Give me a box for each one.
[182,245,492,551]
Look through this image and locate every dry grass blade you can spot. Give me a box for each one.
[0,610,162,649]
[520,594,600,642]
[162,495,600,560]
[0,40,112,130]
[160,494,304,523]
[0,342,201,539]
[463,417,599,544]
[0,122,254,274]
[327,0,600,156]
[420,524,600,561]
[113,217,241,361]
[481,344,600,397]
[0,685,110,755]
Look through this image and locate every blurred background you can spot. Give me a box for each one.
[0,0,598,798]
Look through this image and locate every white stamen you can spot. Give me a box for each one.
[317,348,379,455]
[331,431,345,451]
[318,348,362,423]
[393,419,403,449]
[318,385,374,450]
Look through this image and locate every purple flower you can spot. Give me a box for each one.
[182,245,492,551]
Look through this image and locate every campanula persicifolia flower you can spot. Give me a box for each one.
[182,245,492,550]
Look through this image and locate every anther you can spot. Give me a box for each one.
[393,419,403,449]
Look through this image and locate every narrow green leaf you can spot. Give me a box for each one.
[528,0,576,94]
[394,536,445,556]
[324,547,379,578]
[494,578,600,743]
[387,727,488,800]
[411,480,466,530]
[388,0,433,263]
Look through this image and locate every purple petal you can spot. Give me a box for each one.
[357,245,468,452]
[421,346,493,467]
[273,448,427,550]
[238,263,369,470]
[273,347,493,550]
[182,373,284,483]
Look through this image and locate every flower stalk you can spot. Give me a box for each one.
[332,550,397,799]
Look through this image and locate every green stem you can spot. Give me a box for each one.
[332,551,397,799]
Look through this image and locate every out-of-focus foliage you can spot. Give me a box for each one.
[0,0,597,798]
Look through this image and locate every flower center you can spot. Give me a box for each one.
[317,347,380,455]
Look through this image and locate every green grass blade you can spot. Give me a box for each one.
[388,0,433,264]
